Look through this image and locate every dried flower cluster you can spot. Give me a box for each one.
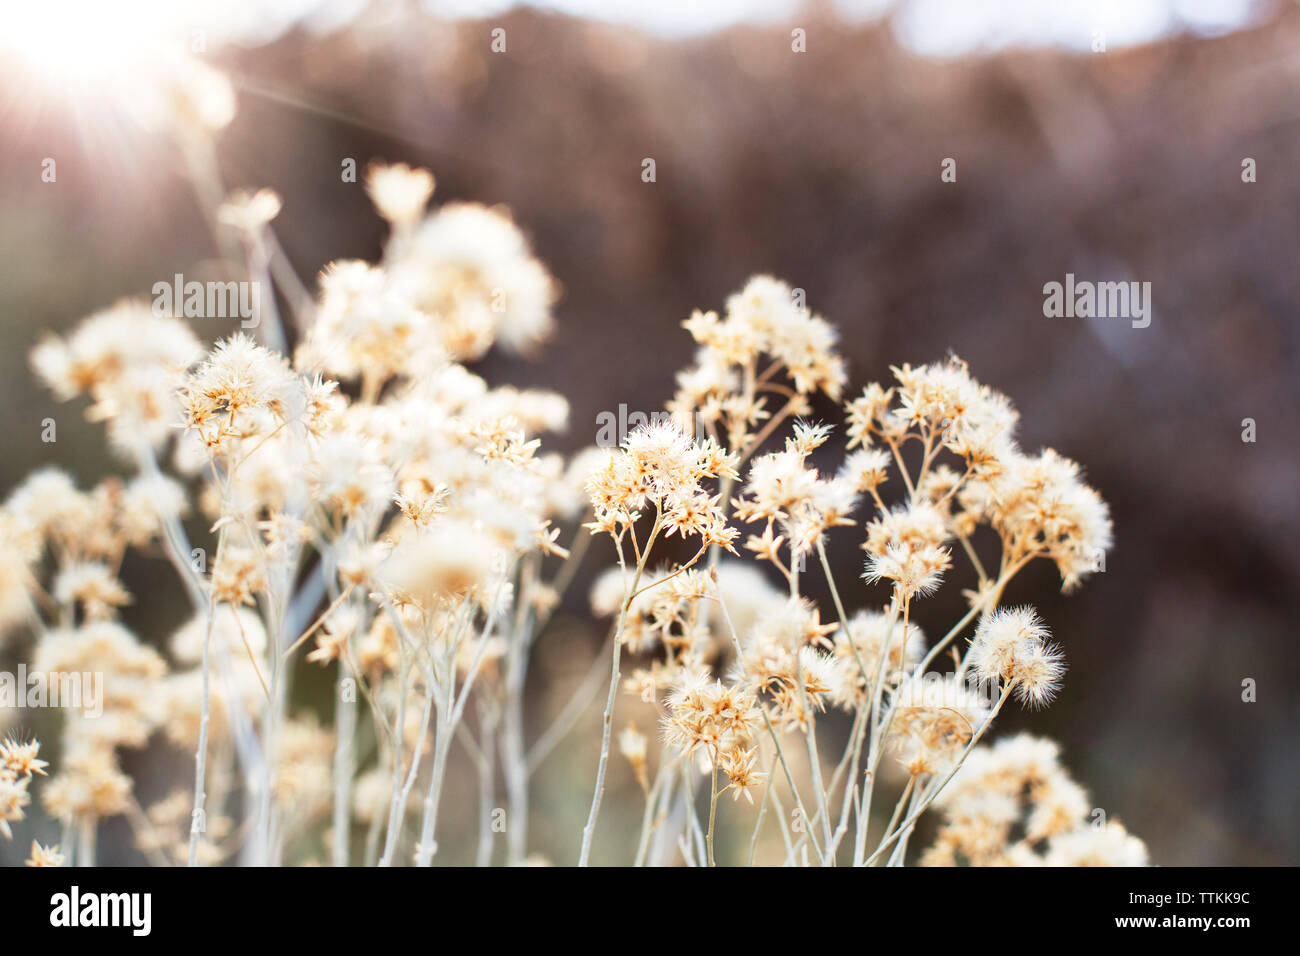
[922,734,1148,866]
[582,294,1139,868]
[1,738,47,842]
[0,61,1146,868]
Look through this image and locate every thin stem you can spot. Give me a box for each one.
[187,526,227,866]
[634,751,672,867]
[377,671,435,867]
[760,707,825,865]
[465,705,498,869]
[746,755,776,866]
[578,512,662,865]
[862,681,1015,866]
[816,535,877,857]
[793,649,834,862]
[78,817,96,868]
[956,531,989,586]
[882,774,916,850]
[409,572,509,867]
[707,758,720,867]
[281,584,355,661]
[413,645,456,867]
[332,645,357,866]
[886,780,925,867]
[883,433,916,500]
[854,599,903,861]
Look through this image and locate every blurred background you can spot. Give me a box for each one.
[1,0,1296,865]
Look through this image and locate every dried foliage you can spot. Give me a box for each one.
[0,56,1147,868]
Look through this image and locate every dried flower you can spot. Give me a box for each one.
[5,148,1143,870]
[25,841,64,867]
[367,162,435,227]
[968,606,1066,708]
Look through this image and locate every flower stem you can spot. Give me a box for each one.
[707,759,720,867]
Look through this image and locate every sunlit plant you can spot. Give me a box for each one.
[0,56,1146,868]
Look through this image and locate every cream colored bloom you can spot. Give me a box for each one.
[218,188,282,233]
[25,840,63,867]
[366,162,435,226]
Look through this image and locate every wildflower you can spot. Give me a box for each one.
[35,622,167,747]
[968,607,1066,708]
[309,432,397,519]
[41,747,132,821]
[589,565,713,657]
[891,357,1018,460]
[30,302,202,453]
[179,333,298,455]
[670,276,845,457]
[958,448,1112,592]
[845,383,895,450]
[1045,820,1149,867]
[0,513,37,639]
[301,260,435,390]
[862,504,953,600]
[394,479,449,528]
[388,201,557,359]
[7,152,1144,871]
[919,733,1148,866]
[33,621,166,681]
[0,775,32,840]
[25,841,64,867]
[733,423,859,574]
[888,674,993,775]
[118,473,188,547]
[306,604,360,666]
[4,468,81,542]
[720,746,765,803]
[0,737,48,779]
[218,188,282,234]
[865,542,950,601]
[1026,775,1092,842]
[839,446,893,494]
[721,276,846,400]
[352,769,395,826]
[366,162,435,227]
[736,598,840,728]
[211,544,268,607]
[380,519,500,609]
[662,675,762,765]
[160,55,237,132]
[797,645,850,705]
[586,420,738,552]
[274,718,334,812]
[0,738,46,841]
[52,562,130,621]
